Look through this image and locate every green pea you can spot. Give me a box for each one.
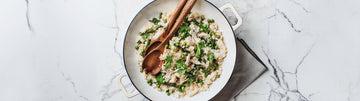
[147,79,152,85]
[204,25,209,28]
[135,46,139,49]
[207,19,214,23]
[207,40,211,44]
[140,50,144,56]
[156,83,160,88]
[169,89,173,93]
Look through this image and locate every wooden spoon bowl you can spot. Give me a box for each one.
[143,0,188,56]
[142,50,163,75]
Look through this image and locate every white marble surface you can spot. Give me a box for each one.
[1,0,360,101]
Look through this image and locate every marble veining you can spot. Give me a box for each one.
[262,45,313,101]
[274,8,302,33]
[25,0,32,31]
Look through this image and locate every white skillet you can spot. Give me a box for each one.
[121,0,242,100]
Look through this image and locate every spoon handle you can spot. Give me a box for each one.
[162,0,188,38]
[143,0,188,56]
[162,0,197,45]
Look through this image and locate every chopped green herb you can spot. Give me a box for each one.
[209,52,214,63]
[164,56,172,68]
[140,25,162,39]
[156,73,165,85]
[149,18,160,24]
[217,74,220,78]
[164,19,167,23]
[196,42,205,59]
[185,44,189,48]
[187,77,195,83]
[140,68,143,72]
[198,41,205,48]
[144,25,161,35]
[177,69,186,74]
[159,12,163,19]
[207,19,214,23]
[184,72,193,77]
[165,44,169,49]
[192,19,209,32]
[142,33,149,38]
[137,40,142,44]
[176,60,187,69]
[214,45,218,49]
[184,18,190,23]
[178,25,191,40]
[184,52,188,56]
[179,85,185,92]
[144,39,151,49]
[164,83,177,87]
[201,16,205,21]
[173,41,187,52]
[203,63,219,77]
[196,46,202,59]
[171,67,175,70]
[217,35,220,39]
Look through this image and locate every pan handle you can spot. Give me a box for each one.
[220,3,242,30]
[117,74,139,98]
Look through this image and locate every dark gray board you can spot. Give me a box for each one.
[211,39,268,101]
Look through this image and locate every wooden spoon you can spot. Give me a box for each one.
[143,0,188,56]
[142,0,197,75]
